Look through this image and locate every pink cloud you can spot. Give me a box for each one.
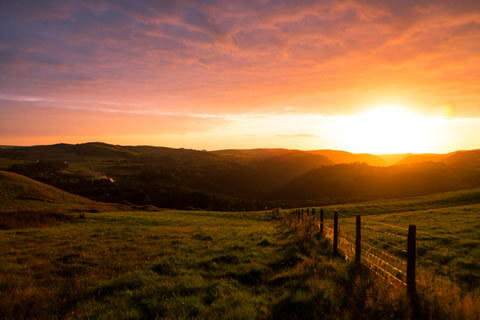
[1,0,480,145]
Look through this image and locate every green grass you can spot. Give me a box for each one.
[1,183,480,319]
[297,189,480,293]
[357,205,480,291]
[1,209,421,320]
[310,187,480,217]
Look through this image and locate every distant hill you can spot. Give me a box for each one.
[212,148,294,161]
[396,153,451,165]
[442,150,480,167]
[213,149,333,187]
[270,161,480,205]
[377,154,411,166]
[0,142,137,161]
[1,143,480,210]
[308,150,385,166]
[215,148,385,166]
[395,150,480,168]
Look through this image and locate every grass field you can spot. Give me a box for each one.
[1,173,480,319]
[336,204,480,291]
[0,209,409,320]
[309,190,480,292]
[315,188,480,217]
[1,208,479,319]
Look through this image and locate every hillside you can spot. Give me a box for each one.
[215,148,385,166]
[308,150,385,166]
[394,150,480,167]
[396,153,451,165]
[271,162,480,204]
[213,149,333,184]
[0,142,138,161]
[0,170,114,212]
[1,143,480,210]
[443,149,480,167]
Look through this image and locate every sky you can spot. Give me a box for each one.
[1,0,480,153]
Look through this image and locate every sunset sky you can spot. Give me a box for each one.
[1,0,480,153]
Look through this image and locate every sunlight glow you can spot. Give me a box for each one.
[338,105,444,154]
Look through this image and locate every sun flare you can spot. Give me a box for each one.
[339,104,443,154]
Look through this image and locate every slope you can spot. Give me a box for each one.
[272,162,478,204]
[0,170,112,212]
[396,153,451,165]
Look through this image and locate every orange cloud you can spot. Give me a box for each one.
[1,0,480,149]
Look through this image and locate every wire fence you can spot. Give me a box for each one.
[323,212,408,286]
[283,208,457,293]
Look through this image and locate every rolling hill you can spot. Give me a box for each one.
[443,149,480,167]
[1,143,480,210]
[0,170,116,213]
[270,161,480,204]
[215,148,385,166]
[308,150,385,166]
[396,153,451,165]
[395,150,480,172]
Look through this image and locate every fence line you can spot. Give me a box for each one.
[284,208,420,298]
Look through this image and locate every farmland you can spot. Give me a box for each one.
[1,170,479,319]
[0,209,396,319]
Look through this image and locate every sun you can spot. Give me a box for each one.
[339,104,442,154]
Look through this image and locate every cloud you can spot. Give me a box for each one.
[1,0,480,145]
[0,101,225,137]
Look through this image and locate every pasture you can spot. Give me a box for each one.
[1,185,479,319]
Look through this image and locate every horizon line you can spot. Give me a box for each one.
[1,141,477,156]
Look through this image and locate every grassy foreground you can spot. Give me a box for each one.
[0,209,421,320]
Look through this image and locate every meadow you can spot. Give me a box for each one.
[1,170,479,319]
[0,208,478,319]
[0,209,399,319]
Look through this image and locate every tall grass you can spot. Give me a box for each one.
[1,208,479,319]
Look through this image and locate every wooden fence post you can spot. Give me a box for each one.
[333,212,338,255]
[320,209,324,234]
[310,208,315,229]
[407,225,416,296]
[355,215,361,265]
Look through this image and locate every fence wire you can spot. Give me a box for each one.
[286,209,414,287]
[285,208,460,288]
